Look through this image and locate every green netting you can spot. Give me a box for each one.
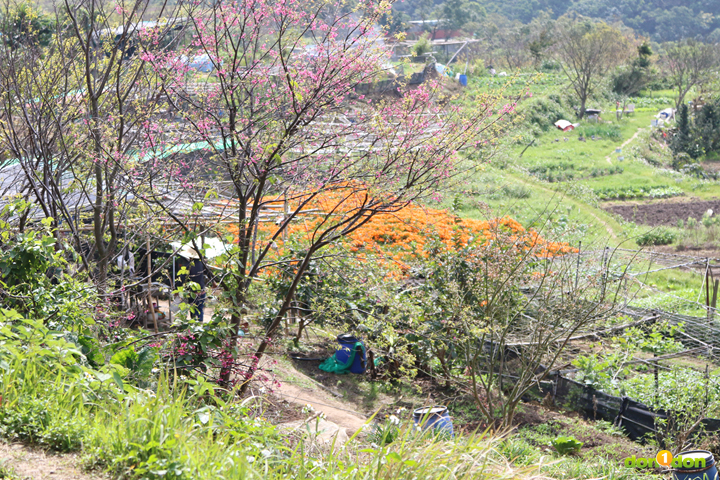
[319,342,365,374]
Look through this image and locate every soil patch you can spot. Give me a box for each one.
[517,404,651,461]
[263,397,307,425]
[273,362,370,435]
[701,159,720,173]
[653,243,720,259]
[604,198,720,226]
[0,442,106,480]
[513,402,551,428]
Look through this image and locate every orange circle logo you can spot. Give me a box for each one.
[656,450,673,467]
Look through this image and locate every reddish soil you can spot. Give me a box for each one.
[604,198,720,226]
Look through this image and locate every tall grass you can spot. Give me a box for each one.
[575,124,622,140]
[0,317,659,480]
[0,319,537,480]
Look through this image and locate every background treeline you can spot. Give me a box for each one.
[386,0,720,42]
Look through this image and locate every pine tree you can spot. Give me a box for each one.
[671,104,693,157]
[695,102,720,155]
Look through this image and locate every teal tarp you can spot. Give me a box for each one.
[318,342,365,374]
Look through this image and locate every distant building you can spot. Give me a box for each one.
[405,20,461,41]
[393,38,477,61]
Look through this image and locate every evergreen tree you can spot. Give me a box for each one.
[695,102,720,155]
[671,104,692,157]
[612,42,654,117]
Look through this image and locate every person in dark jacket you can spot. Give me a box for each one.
[176,244,208,322]
[187,258,206,322]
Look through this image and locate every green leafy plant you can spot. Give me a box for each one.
[622,322,685,355]
[368,414,402,446]
[594,185,684,201]
[0,460,16,480]
[550,436,583,455]
[528,162,576,182]
[0,228,95,329]
[572,354,610,388]
[610,366,720,451]
[109,346,158,386]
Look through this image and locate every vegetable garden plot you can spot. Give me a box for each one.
[534,301,720,447]
[507,244,720,446]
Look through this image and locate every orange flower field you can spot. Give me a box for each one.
[226,189,576,276]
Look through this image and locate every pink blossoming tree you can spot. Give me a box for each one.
[137,0,518,391]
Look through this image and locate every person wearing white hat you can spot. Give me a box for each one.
[175,245,206,322]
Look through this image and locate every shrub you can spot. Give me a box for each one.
[0,396,85,452]
[608,366,720,451]
[636,229,676,246]
[539,60,561,72]
[0,228,95,328]
[522,94,574,132]
[411,34,431,58]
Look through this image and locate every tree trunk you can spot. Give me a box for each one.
[238,247,318,395]
[295,316,307,346]
[578,96,587,119]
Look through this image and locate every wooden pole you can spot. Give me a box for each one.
[574,241,581,291]
[147,237,158,333]
[654,352,659,404]
[705,364,710,410]
[519,138,536,157]
[119,247,126,310]
[707,260,711,321]
[368,350,377,380]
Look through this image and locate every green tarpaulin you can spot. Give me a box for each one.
[318,342,365,374]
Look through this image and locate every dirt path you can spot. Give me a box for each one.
[508,174,618,240]
[586,209,618,240]
[273,365,368,435]
[605,127,644,164]
[0,443,106,480]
